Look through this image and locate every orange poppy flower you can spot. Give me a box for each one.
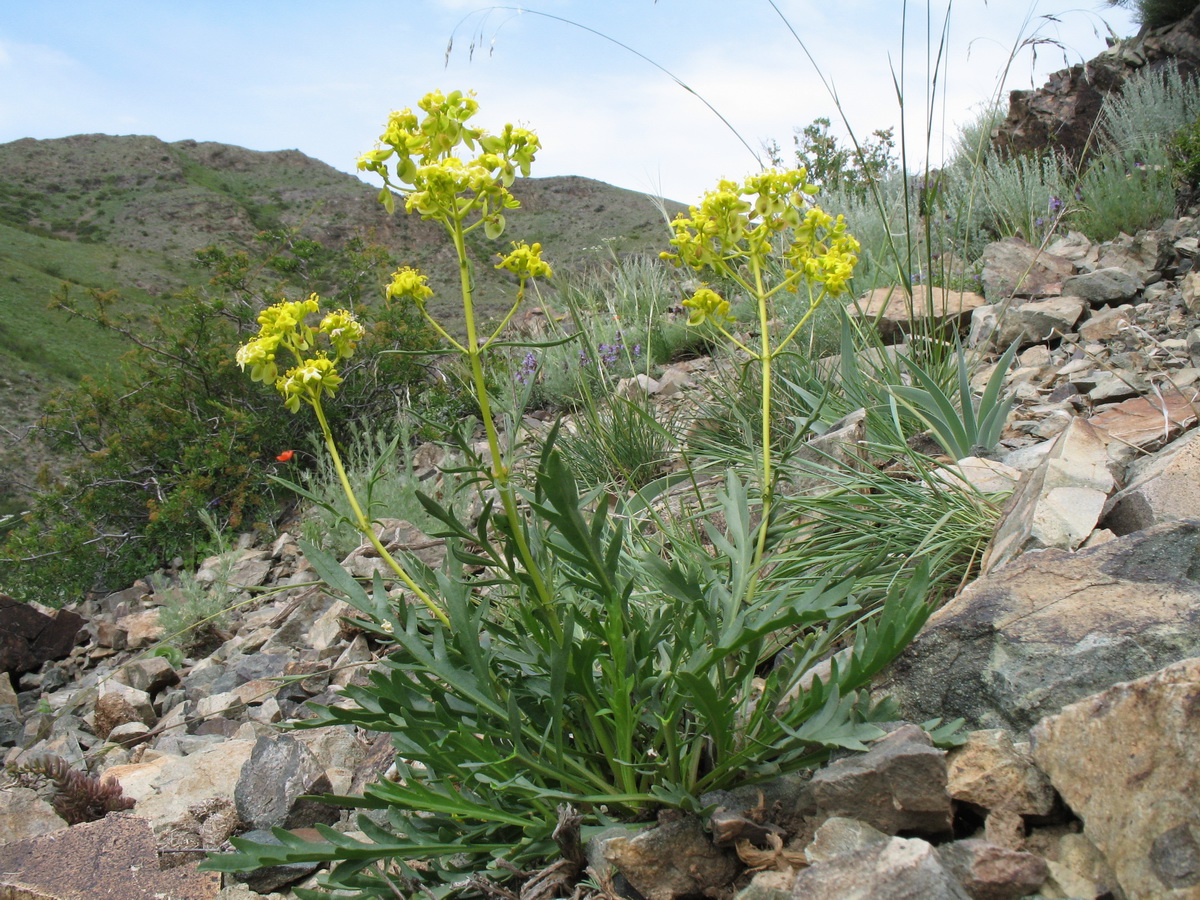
[276,450,295,462]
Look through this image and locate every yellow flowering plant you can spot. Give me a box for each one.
[213,93,934,900]
[236,91,558,630]
[662,169,860,570]
[365,89,559,621]
[236,294,449,626]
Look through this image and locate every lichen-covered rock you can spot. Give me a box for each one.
[789,836,971,900]
[1104,429,1200,535]
[946,730,1055,824]
[93,681,155,740]
[849,285,987,343]
[936,839,1048,900]
[0,595,83,679]
[981,416,1114,574]
[878,520,1200,732]
[234,735,339,831]
[1061,267,1145,305]
[979,238,1075,303]
[0,787,67,844]
[603,814,740,900]
[0,813,221,899]
[106,739,255,836]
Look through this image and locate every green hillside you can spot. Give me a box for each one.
[0,133,683,510]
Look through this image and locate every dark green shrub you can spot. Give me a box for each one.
[781,117,898,200]
[1171,113,1200,189]
[1109,0,1199,28]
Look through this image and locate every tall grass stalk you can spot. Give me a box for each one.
[772,446,1003,606]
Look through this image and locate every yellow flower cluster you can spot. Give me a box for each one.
[276,357,344,414]
[357,90,541,234]
[661,168,860,299]
[495,242,553,281]
[385,267,435,308]
[783,207,861,297]
[681,286,733,326]
[235,294,364,413]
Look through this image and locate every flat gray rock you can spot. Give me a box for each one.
[877,519,1200,732]
[789,836,971,900]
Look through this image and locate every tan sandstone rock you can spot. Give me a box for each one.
[1031,657,1200,900]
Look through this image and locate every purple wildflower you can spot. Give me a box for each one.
[516,351,538,385]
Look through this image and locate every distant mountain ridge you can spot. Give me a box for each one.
[0,132,682,294]
[0,133,684,508]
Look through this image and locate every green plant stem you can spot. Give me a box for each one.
[752,256,774,577]
[483,281,528,347]
[312,399,450,627]
[447,218,559,634]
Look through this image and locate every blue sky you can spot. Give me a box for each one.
[1,1,1138,203]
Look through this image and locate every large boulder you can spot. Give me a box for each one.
[1031,656,1200,900]
[849,285,987,344]
[992,9,1200,163]
[0,594,83,679]
[876,519,1200,733]
[992,55,1128,164]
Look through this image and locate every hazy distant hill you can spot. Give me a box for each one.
[0,133,684,507]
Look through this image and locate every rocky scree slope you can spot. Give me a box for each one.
[11,23,1200,893]
[3,214,1200,899]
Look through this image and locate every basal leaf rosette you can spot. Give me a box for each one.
[235,294,364,414]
